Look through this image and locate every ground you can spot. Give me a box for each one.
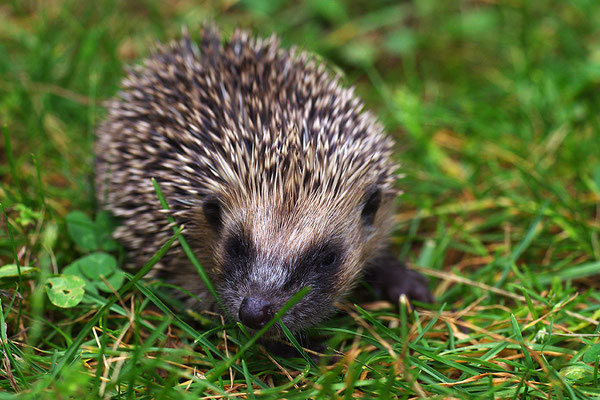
[1,0,600,398]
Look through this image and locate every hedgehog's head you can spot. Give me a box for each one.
[202,183,395,333]
[97,26,400,333]
[197,126,397,333]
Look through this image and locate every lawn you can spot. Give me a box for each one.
[2,0,600,398]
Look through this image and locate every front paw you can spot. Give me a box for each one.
[366,254,434,304]
[383,267,434,304]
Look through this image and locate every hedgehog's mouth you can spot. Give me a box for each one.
[219,289,336,337]
[216,264,339,335]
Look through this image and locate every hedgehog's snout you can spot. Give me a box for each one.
[238,297,275,330]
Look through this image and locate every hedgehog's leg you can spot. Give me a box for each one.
[365,251,434,304]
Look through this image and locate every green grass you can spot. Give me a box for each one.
[2,0,600,398]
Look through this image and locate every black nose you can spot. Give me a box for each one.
[238,297,274,330]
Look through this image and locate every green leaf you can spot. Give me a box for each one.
[583,343,600,363]
[559,363,594,382]
[96,269,125,292]
[68,252,117,281]
[65,211,98,251]
[63,253,123,294]
[62,263,99,296]
[14,204,42,227]
[53,226,183,377]
[280,321,319,370]
[0,264,38,279]
[417,239,436,267]
[84,280,99,295]
[95,211,118,251]
[510,314,534,369]
[61,263,83,277]
[45,275,86,308]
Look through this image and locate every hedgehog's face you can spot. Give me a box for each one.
[201,186,393,334]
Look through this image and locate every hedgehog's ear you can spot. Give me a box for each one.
[361,188,381,227]
[202,196,222,231]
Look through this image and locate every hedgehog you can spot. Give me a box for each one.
[95,26,432,335]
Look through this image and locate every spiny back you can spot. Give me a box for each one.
[99,26,397,214]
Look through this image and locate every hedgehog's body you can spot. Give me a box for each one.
[96,27,431,333]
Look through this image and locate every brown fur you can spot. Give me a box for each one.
[95,26,399,332]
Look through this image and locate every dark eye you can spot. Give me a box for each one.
[320,251,337,268]
[225,234,250,261]
[361,189,381,226]
[202,197,222,230]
